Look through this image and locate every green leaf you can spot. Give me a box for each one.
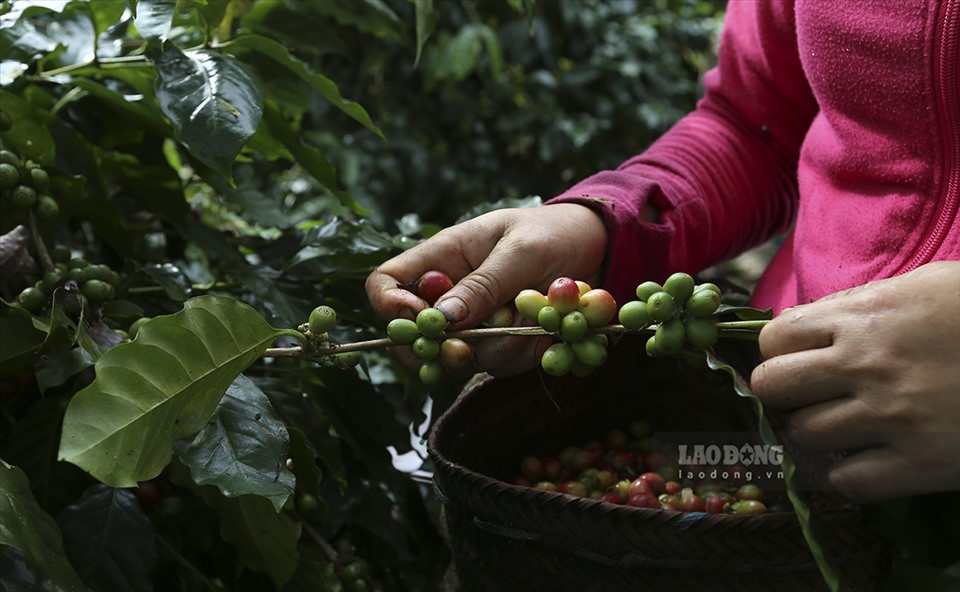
[57,485,157,592]
[716,304,774,322]
[127,0,138,18]
[132,0,176,40]
[309,0,404,41]
[35,348,94,394]
[151,43,263,182]
[0,462,89,592]
[223,34,384,140]
[68,79,169,137]
[0,395,87,514]
[412,0,434,67]
[262,100,371,216]
[705,351,846,592]
[0,310,44,378]
[58,295,287,487]
[83,0,126,39]
[142,262,193,301]
[287,428,323,499]
[200,490,300,588]
[0,90,56,164]
[192,0,230,34]
[175,374,295,512]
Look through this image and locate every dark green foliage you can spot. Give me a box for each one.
[0,1,723,590]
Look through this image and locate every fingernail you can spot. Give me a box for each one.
[436,297,468,322]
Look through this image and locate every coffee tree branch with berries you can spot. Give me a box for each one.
[5,2,935,592]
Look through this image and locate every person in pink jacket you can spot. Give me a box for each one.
[366,0,960,502]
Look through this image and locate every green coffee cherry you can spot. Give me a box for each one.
[540,342,575,377]
[695,282,722,296]
[308,305,337,334]
[685,318,719,348]
[635,281,662,302]
[686,289,720,317]
[570,360,594,377]
[560,310,588,342]
[0,150,20,169]
[387,318,420,344]
[645,334,665,358]
[81,279,113,305]
[50,245,72,263]
[419,360,444,385]
[335,351,363,368]
[537,306,561,333]
[34,194,59,218]
[67,257,88,269]
[655,319,685,354]
[618,300,649,330]
[663,272,695,303]
[571,338,607,367]
[416,307,447,338]
[646,291,676,323]
[10,185,36,208]
[40,271,61,293]
[0,163,17,189]
[412,336,440,361]
[18,286,47,313]
[28,168,49,191]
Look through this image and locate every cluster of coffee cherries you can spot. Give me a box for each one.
[511,426,775,515]
[0,113,60,220]
[515,278,617,378]
[383,271,475,385]
[619,272,722,357]
[302,305,363,369]
[16,246,124,318]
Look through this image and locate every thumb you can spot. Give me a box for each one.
[434,241,532,329]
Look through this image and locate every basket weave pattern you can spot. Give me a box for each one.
[429,340,888,591]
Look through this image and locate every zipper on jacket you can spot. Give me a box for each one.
[903,0,960,273]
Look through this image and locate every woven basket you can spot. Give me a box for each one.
[428,338,889,591]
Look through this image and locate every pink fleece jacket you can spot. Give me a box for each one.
[550,0,959,312]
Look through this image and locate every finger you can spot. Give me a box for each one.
[750,348,852,410]
[435,236,546,329]
[759,304,837,358]
[822,447,924,502]
[786,397,885,454]
[365,271,427,321]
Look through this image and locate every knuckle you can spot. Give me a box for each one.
[460,270,505,310]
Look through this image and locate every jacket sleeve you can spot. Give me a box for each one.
[547,0,818,303]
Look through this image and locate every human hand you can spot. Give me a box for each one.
[366,204,607,375]
[751,260,960,502]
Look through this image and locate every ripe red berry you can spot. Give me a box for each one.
[599,491,623,505]
[626,492,659,508]
[627,478,653,497]
[665,481,682,495]
[412,270,453,304]
[547,277,581,315]
[637,472,666,495]
[705,493,726,514]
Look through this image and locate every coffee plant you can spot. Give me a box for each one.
[1,1,956,591]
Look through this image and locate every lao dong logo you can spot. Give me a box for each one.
[676,442,784,484]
